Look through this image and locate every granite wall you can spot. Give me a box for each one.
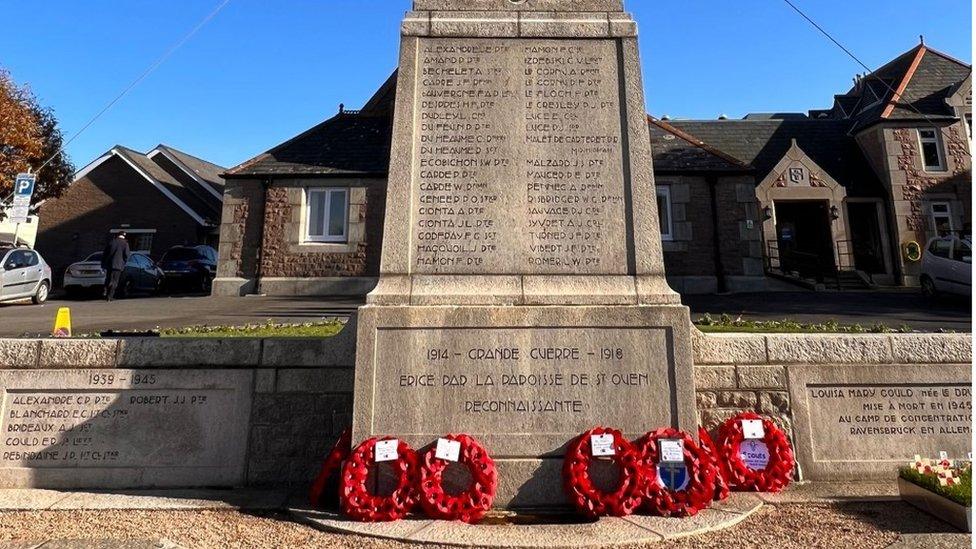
[0,325,969,489]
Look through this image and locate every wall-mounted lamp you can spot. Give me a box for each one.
[763,206,773,221]
[830,205,840,221]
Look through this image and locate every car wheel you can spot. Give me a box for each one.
[32,281,50,305]
[920,275,938,299]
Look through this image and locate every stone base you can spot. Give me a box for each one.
[258,277,377,297]
[290,493,763,548]
[352,304,697,508]
[211,277,256,297]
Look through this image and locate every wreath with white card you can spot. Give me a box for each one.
[562,427,644,518]
[339,437,420,522]
[634,428,716,517]
[418,434,498,523]
[717,412,795,492]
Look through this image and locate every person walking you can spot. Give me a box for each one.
[101,232,131,301]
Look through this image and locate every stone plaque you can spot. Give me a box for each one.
[788,364,972,479]
[0,369,252,488]
[355,306,696,458]
[374,326,668,453]
[414,38,628,275]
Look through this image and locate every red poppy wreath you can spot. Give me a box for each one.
[563,426,644,518]
[697,427,731,502]
[339,437,420,522]
[309,428,352,507]
[717,412,795,493]
[418,434,498,523]
[634,428,716,517]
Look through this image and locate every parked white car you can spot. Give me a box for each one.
[0,246,52,304]
[920,236,972,297]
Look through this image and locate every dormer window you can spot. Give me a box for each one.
[918,129,946,172]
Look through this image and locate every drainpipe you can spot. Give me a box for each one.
[255,178,271,288]
[707,175,728,293]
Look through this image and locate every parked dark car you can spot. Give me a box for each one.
[158,245,217,292]
[63,252,164,298]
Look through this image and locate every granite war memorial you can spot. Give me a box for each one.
[352,0,697,508]
[0,0,970,531]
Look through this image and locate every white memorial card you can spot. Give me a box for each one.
[590,434,616,457]
[940,451,949,461]
[660,439,685,463]
[375,439,399,462]
[435,438,461,462]
[742,419,766,440]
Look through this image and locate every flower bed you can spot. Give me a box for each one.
[898,458,971,532]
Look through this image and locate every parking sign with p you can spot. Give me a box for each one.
[14,173,36,198]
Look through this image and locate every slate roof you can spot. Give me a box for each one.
[662,119,885,197]
[831,45,971,131]
[226,73,396,179]
[156,145,226,194]
[648,117,751,173]
[113,146,223,223]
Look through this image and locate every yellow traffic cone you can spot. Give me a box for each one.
[52,307,72,338]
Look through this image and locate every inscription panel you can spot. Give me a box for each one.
[413,38,629,275]
[805,383,972,461]
[372,326,675,453]
[0,369,251,486]
[788,364,972,479]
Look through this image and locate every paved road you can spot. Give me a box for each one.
[0,289,968,336]
[0,295,362,337]
[683,290,971,332]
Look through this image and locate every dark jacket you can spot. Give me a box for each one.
[101,237,131,271]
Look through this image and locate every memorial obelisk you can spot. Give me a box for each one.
[353,0,697,508]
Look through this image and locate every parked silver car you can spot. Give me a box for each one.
[0,246,52,305]
[920,236,972,298]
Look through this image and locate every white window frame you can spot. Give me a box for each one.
[929,202,954,234]
[917,128,947,172]
[656,185,674,241]
[304,188,349,243]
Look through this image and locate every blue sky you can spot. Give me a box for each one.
[0,1,970,170]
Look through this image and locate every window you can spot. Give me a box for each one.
[110,229,155,254]
[965,114,972,140]
[918,129,946,171]
[930,202,954,236]
[306,188,349,242]
[928,238,951,258]
[952,240,971,263]
[656,185,673,241]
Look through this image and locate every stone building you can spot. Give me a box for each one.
[214,43,971,296]
[36,145,225,286]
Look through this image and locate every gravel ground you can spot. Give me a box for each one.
[0,503,968,549]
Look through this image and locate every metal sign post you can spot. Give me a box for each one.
[9,173,36,246]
